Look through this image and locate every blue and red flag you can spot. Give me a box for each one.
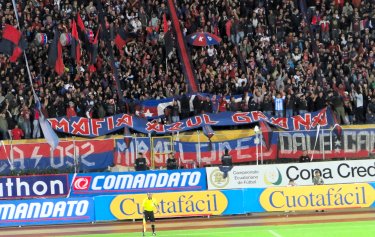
[259,120,272,150]
[71,19,81,65]
[0,24,27,62]
[48,30,65,75]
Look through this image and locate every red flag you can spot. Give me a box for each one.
[114,29,137,55]
[114,29,128,52]
[0,24,27,62]
[163,13,169,33]
[123,126,132,149]
[56,40,65,75]
[259,120,272,150]
[71,20,81,64]
[48,30,65,75]
[77,12,86,32]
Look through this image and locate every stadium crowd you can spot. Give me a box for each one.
[0,0,374,140]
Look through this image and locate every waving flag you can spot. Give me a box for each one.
[0,24,27,62]
[259,120,272,150]
[35,98,59,150]
[77,12,86,32]
[48,30,65,75]
[71,19,81,64]
[163,13,169,33]
[123,126,132,149]
[114,28,137,54]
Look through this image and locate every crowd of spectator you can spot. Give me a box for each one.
[0,0,374,140]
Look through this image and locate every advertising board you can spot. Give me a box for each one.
[206,159,375,189]
[0,197,95,227]
[69,169,207,196]
[0,174,69,199]
[259,183,375,212]
[94,189,254,221]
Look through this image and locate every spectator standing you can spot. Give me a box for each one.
[19,104,31,139]
[171,100,180,123]
[135,152,147,171]
[353,87,365,123]
[299,151,311,163]
[66,101,77,120]
[32,108,41,139]
[312,170,324,185]
[273,92,285,118]
[11,124,24,140]
[166,152,177,170]
[285,93,295,118]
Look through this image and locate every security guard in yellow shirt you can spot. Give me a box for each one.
[142,193,159,236]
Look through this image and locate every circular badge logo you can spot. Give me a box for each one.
[73,177,91,190]
[210,168,230,188]
[263,168,282,186]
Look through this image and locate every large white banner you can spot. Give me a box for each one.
[206,159,375,189]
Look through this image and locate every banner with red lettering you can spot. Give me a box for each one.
[0,140,114,174]
[48,108,333,137]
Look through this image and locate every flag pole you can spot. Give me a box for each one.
[11,0,59,151]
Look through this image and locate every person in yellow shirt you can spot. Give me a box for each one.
[142,193,159,236]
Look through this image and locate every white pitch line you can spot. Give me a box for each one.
[141,224,374,237]
[268,230,283,237]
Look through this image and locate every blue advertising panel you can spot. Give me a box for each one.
[0,174,69,199]
[243,188,266,213]
[69,169,207,197]
[220,190,246,215]
[0,197,95,227]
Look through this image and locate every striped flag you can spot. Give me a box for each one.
[71,19,81,64]
[48,29,65,75]
[0,24,27,62]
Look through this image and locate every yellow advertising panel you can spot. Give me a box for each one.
[110,190,228,219]
[260,183,375,212]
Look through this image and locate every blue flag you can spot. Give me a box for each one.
[35,98,59,150]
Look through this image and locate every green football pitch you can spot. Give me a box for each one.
[68,220,375,237]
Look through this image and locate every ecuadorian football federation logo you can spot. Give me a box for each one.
[210,168,230,188]
[263,168,282,186]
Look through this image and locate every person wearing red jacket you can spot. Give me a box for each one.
[11,125,24,140]
[66,101,77,120]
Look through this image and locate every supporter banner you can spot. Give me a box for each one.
[48,108,333,137]
[278,128,375,159]
[260,183,375,212]
[69,169,206,197]
[0,174,69,199]
[0,140,114,175]
[114,136,278,167]
[206,159,375,189]
[94,189,261,221]
[0,197,95,227]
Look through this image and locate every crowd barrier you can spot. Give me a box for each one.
[3,182,375,227]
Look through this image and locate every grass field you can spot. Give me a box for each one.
[69,220,375,237]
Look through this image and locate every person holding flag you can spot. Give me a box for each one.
[141,193,159,236]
